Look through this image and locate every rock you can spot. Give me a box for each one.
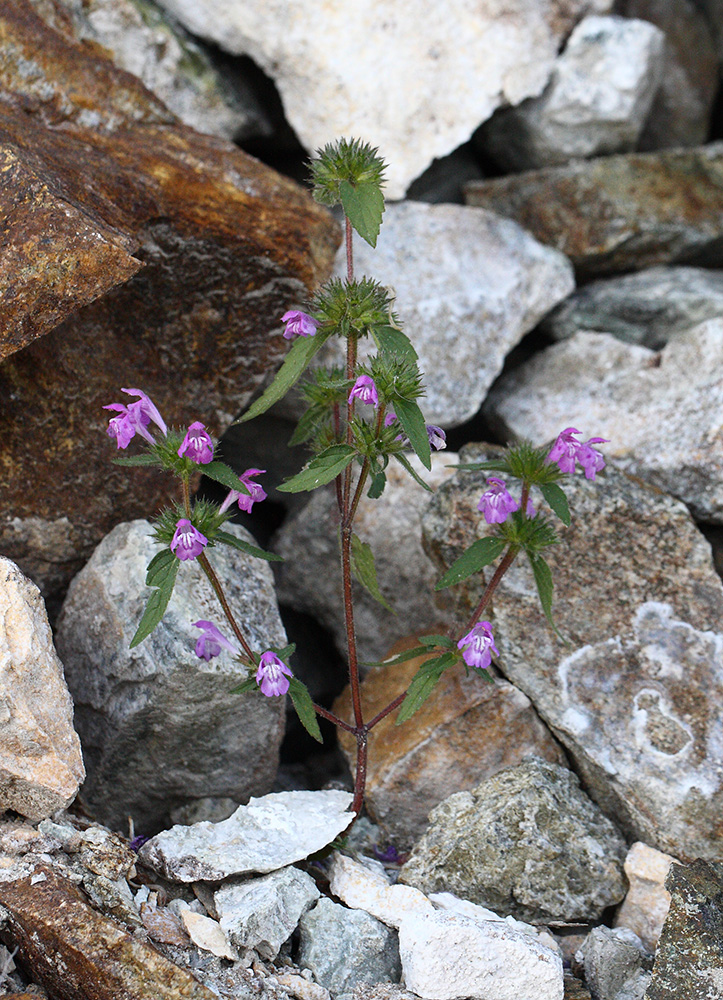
[0,558,84,821]
[465,143,723,277]
[307,202,574,428]
[398,758,627,924]
[333,643,565,850]
[55,520,286,832]
[150,0,613,199]
[214,866,320,960]
[0,0,339,606]
[274,974,331,1000]
[422,448,723,859]
[483,323,723,522]
[298,897,402,999]
[179,909,238,960]
[328,852,435,930]
[643,860,723,1000]
[480,16,665,171]
[564,975,593,1000]
[617,0,718,150]
[0,865,217,1000]
[274,453,457,667]
[541,266,723,348]
[429,891,561,955]
[578,926,653,1000]
[615,843,679,953]
[138,789,354,882]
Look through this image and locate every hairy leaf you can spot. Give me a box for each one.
[288,677,323,743]
[276,444,357,493]
[367,470,387,499]
[395,651,459,724]
[372,324,419,363]
[394,397,431,470]
[340,179,385,248]
[435,536,507,591]
[112,453,158,467]
[130,551,179,647]
[394,452,432,491]
[539,482,571,526]
[215,529,283,562]
[529,553,563,639]
[351,534,394,613]
[204,460,249,494]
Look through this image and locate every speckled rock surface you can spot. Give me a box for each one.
[422,448,723,859]
[399,758,627,924]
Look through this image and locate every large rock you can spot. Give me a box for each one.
[480,15,665,171]
[55,520,286,832]
[0,558,84,821]
[465,143,723,277]
[399,758,627,924]
[483,323,723,522]
[334,643,566,850]
[0,0,339,606]
[422,449,723,859]
[150,0,613,199]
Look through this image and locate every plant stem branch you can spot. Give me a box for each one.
[197,552,255,661]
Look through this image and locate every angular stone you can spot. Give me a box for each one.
[578,926,652,1000]
[481,16,664,171]
[483,323,723,522]
[422,449,723,859]
[55,520,286,832]
[328,852,435,930]
[0,558,84,821]
[151,0,613,199]
[333,643,565,849]
[180,910,238,960]
[399,758,627,924]
[465,143,723,277]
[615,842,679,952]
[215,866,320,960]
[139,789,354,882]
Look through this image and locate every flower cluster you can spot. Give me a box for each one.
[547,427,608,481]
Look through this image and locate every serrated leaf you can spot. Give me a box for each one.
[236,327,332,424]
[435,536,507,591]
[288,677,323,743]
[539,482,571,526]
[367,470,387,499]
[230,676,258,695]
[418,633,455,649]
[394,453,432,492]
[395,651,459,724]
[351,534,394,613]
[130,553,180,648]
[276,444,356,493]
[393,397,431,470]
[204,460,250,494]
[145,547,176,587]
[529,553,564,639]
[112,453,158,467]
[215,529,283,562]
[288,406,322,447]
[340,179,385,248]
[272,643,297,661]
[372,324,419,363]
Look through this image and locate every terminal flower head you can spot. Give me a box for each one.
[193,620,239,661]
[219,468,267,515]
[256,651,293,697]
[281,310,319,340]
[104,387,167,449]
[427,425,447,451]
[457,621,499,670]
[178,422,214,464]
[170,519,208,561]
[548,427,608,480]
[348,375,379,407]
[477,478,520,524]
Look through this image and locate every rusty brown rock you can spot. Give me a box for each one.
[0,866,216,1000]
[465,143,723,278]
[0,0,339,605]
[334,638,566,850]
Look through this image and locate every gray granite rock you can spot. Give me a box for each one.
[139,789,354,881]
[298,896,401,1000]
[422,449,723,859]
[399,758,627,924]
[578,926,652,1000]
[55,519,286,832]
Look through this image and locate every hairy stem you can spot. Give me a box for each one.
[197,552,255,662]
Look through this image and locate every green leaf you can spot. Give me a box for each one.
[393,397,431,470]
[452,459,513,474]
[272,643,297,661]
[435,537,507,591]
[130,551,180,648]
[394,453,432,492]
[529,553,563,638]
[112,453,158,467]
[288,406,323,448]
[351,534,394,613]
[539,482,571,526]
[418,633,455,649]
[367,470,387,499]
[230,676,258,695]
[215,530,283,562]
[288,677,323,743]
[340,179,385,248]
[276,444,356,493]
[236,327,332,424]
[204,460,249,494]
[372,324,419,363]
[395,651,459,724]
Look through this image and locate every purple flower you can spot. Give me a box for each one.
[477,478,520,524]
[576,437,609,481]
[170,519,208,561]
[256,651,293,697]
[548,427,609,480]
[281,310,319,340]
[427,425,447,451]
[104,388,167,449]
[384,411,397,428]
[219,468,267,515]
[348,375,379,407]
[525,497,536,518]
[178,422,214,464]
[129,834,150,852]
[193,620,239,661]
[457,621,499,670]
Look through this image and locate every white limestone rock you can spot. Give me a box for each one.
[150,0,614,198]
[139,789,354,881]
[481,15,665,171]
[615,842,679,952]
[0,558,84,820]
[328,852,435,929]
[180,909,239,960]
